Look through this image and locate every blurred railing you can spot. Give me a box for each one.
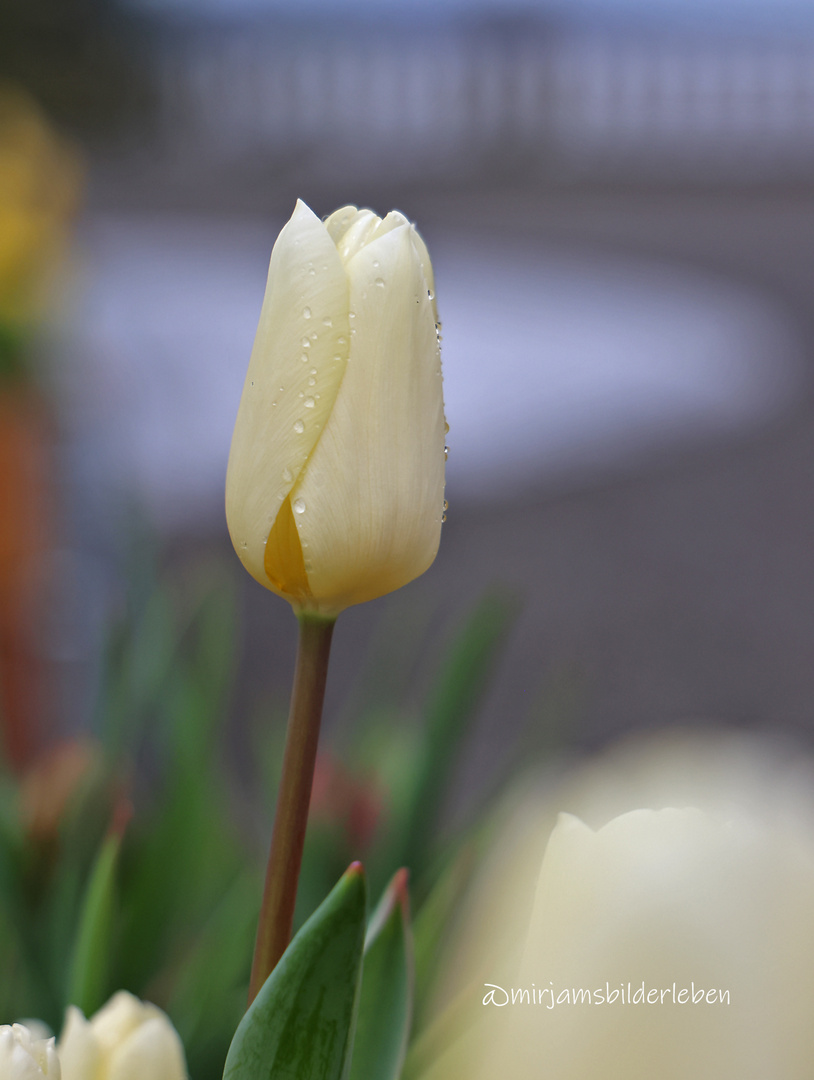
[154,17,814,184]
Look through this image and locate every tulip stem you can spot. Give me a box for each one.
[248,612,336,1004]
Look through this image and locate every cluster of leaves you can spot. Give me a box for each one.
[0,538,518,1080]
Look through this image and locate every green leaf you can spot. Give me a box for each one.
[66,822,123,1016]
[223,863,367,1080]
[349,869,413,1080]
[399,592,518,875]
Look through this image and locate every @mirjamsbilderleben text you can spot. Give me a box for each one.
[483,982,731,1009]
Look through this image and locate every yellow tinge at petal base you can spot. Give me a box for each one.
[226,200,445,616]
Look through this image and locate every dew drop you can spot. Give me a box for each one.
[443,499,449,511]
[304,396,315,408]
[374,277,385,288]
[322,316,333,326]
[444,445,449,460]
[441,513,447,523]
[240,540,248,549]
[310,367,317,375]
[308,377,316,386]
[301,354,309,363]
[298,391,304,398]
[303,306,312,319]
[444,420,450,434]
[310,332,318,341]
[349,311,356,320]
[293,498,306,514]
[282,467,292,482]
[338,336,347,345]
[307,266,316,276]
[301,337,311,348]
[333,354,341,363]
[373,259,380,268]
[294,420,305,434]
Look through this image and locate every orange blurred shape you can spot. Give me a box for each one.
[20,737,99,841]
[309,753,384,852]
[0,386,52,770]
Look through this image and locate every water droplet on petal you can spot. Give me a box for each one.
[304,396,315,408]
[308,377,316,386]
[303,307,312,319]
[373,259,380,268]
[441,513,447,523]
[301,354,309,363]
[444,445,449,460]
[374,277,385,288]
[443,499,449,511]
[444,420,450,434]
[338,336,347,345]
[322,316,332,326]
[294,420,305,433]
[293,498,306,514]
[301,337,311,348]
[349,311,356,320]
[283,467,292,482]
[310,368,317,375]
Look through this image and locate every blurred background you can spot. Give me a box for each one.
[5,0,814,1066]
[4,0,814,809]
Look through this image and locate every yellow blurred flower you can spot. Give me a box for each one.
[420,732,814,1080]
[226,200,445,617]
[0,85,82,329]
[0,1024,61,1078]
[58,992,187,1080]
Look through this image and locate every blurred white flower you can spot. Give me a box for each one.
[0,1024,60,1079]
[422,732,814,1080]
[58,992,186,1080]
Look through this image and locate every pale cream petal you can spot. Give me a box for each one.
[371,213,439,330]
[409,225,439,327]
[106,1018,187,1080]
[294,223,445,613]
[368,210,409,240]
[323,204,359,243]
[57,1008,99,1080]
[333,209,381,266]
[225,199,351,595]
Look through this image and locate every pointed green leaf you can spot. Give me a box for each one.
[223,863,367,1080]
[349,869,413,1080]
[66,820,124,1016]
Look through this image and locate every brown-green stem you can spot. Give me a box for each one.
[248,613,336,1004]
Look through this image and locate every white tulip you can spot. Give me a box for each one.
[226,200,445,616]
[0,1024,60,1079]
[58,992,186,1080]
[422,733,814,1080]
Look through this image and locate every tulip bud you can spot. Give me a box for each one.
[0,1024,61,1078]
[58,992,187,1080]
[226,201,445,617]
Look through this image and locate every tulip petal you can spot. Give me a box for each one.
[323,204,362,243]
[57,1007,100,1080]
[105,1018,187,1080]
[334,209,381,265]
[293,223,445,613]
[226,200,351,594]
